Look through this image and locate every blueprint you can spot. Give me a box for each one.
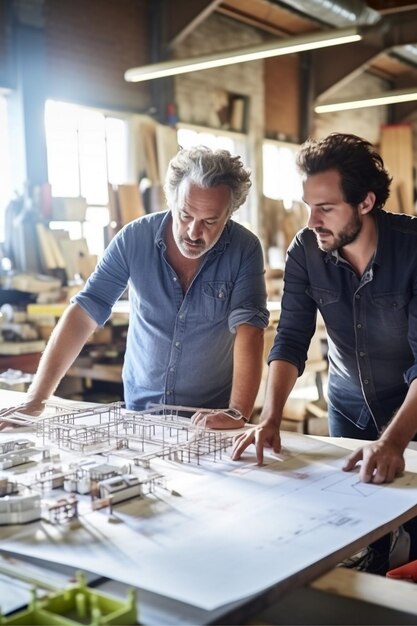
[0,398,417,611]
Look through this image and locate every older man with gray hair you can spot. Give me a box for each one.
[2,146,268,429]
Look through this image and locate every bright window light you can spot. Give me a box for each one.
[263,142,302,209]
[176,125,254,229]
[178,127,235,153]
[0,95,12,242]
[45,101,80,197]
[78,108,108,205]
[106,117,129,185]
[45,100,130,256]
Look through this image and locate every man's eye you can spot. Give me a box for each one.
[204,221,216,226]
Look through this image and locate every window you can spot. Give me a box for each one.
[45,101,130,256]
[176,124,255,230]
[263,140,302,209]
[177,127,237,153]
[0,93,12,243]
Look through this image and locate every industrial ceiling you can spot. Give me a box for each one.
[165,0,417,121]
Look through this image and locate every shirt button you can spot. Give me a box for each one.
[179,314,184,320]
[364,379,369,385]
[170,367,175,372]
[166,391,171,395]
[359,351,365,357]
[355,294,361,300]
[175,341,180,347]
[357,323,362,329]
[218,291,224,298]
[173,276,177,281]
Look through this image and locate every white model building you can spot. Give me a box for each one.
[64,462,122,495]
[99,474,141,504]
[0,484,41,524]
[0,439,33,454]
[0,439,39,470]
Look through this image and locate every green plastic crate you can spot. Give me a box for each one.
[0,572,138,625]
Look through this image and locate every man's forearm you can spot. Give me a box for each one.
[260,359,299,428]
[229,324,264,419]
[379,377,417,451]
[27,303,98,402]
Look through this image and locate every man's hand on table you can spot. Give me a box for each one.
[231,422,281,465]
[0,398,45,430]
[343,438,405,484]
[191,408,247,429]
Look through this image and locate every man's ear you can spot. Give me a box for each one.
[359,191,376,215]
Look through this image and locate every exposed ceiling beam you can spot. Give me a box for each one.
[366,1,417,14]
[311,39,387,100]
[311,8,417,99]
[216,5,289,36]
[166,0,222,49]
[383,7,417,47]
[390,74,417,120]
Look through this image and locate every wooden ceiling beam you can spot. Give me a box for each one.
[311,8,417,99]
[389,74,417,121]
[311,40,387,100]
[216,6,289,36]
[166,0,222,49]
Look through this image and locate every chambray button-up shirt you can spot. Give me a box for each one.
[269,209,417,432]
[73,211,269,411]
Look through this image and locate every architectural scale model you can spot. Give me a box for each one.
[34,402,236,464]
[0,438,40,469]
[0,402,239,525]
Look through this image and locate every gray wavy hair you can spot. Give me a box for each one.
[164,145,251,214]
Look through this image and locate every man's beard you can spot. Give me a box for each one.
[176,235,207,259]
[315,209,362,252]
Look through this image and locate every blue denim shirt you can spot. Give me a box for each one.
[73,211,269,411]
[269,209,417,433]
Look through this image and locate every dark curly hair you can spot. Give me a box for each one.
[296,133,392,211]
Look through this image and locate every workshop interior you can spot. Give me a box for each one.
[1,1,417,624]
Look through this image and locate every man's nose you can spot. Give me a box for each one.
[307,208,321,230]
[188,220,202,240]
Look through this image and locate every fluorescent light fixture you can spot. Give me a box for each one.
[315,87,417,113]
[125,27,361,83]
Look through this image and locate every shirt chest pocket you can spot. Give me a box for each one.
[306,286,341,328]
[371,292,410,329]
[202,281,233,322]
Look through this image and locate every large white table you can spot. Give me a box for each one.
[0,390,417,624]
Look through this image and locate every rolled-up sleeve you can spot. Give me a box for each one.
[228,237,269,332]
[72,227,132,326]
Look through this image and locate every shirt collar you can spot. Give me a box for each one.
[155,211,171,249]
[325,209,382,267]
[371,209,385,267]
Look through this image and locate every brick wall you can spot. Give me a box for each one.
[174,13,265,139]
[44,0,151,112]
